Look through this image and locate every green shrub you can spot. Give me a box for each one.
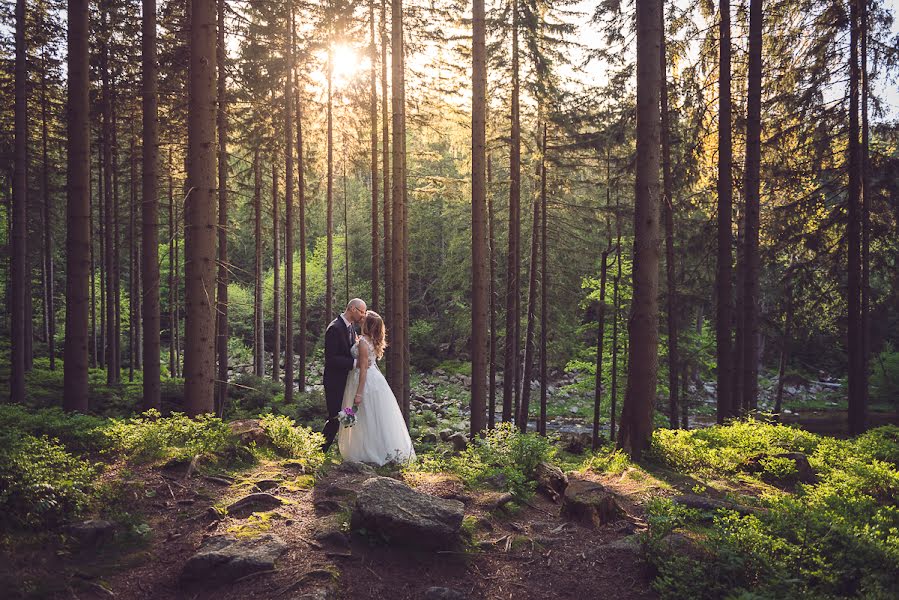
[228,374,284,414]
[410,423,556,499]
[0,405,109,452]
[870,345,899,407]
[258,414,326,472]
[0,433,98,528]
[409,320,439,371]
[103,409,234,462]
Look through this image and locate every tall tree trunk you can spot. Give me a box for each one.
[847,0,865,434]
[272,157,280,383]
[343,139,349,304]
[112,89,122,384]
[90,176,97,369]
[618,0,662,459]
[168,149,176,378]
[142,0,160,407]
[214,0,228,413]
[471,0,488,437]
[284,1,294,403]
[774,284,793,420]
[390,0,409,420]
[733,220,745,411]
[860,0,870,418]
[592,244,611,449]
[381,0,392,376]
[184,0,218,415]
[610,186,622,441]
[370,0,380,312]
[660,11,679,428]
[296,88,307,393]
[503,0,521,423]
[102,2,116,385]
[742,0,762,412]
[129,130,137,382]
[40,38,56,370]
[99,146,106,369]
[64,0,91,411]
[715,0,734,423]
[11,0,27,403]
[488,152,497,430]
[326,47,334,321]
[538,126,548,436]
[254,149,264,377]
[519,188,541,434]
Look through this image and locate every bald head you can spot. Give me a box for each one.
[344,298,367,325]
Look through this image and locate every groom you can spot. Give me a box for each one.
[321,298,367,452]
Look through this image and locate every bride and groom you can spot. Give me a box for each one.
[320,298,416,466]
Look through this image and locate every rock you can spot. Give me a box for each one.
[226,493,284,518]
[461,376,472,388]
[351,477,465,549]
[65,519,115,547]
[603,535,642,553]
[448,433,469,452]
[535,462,568,502]
[334,461,376,477]
[558,431,592,454]
[744,452,817,484]
[254,479,282,491]
[228,419,270,447]
[438,429,454,442]
[420,432,438,443]
[180,534,287,585]
[424,587,466,600]
[561,481,624,527]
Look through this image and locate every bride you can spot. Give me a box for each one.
[338,310,416,465]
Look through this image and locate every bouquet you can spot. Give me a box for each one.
[337,406,357,428]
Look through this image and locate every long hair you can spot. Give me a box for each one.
[362,310,387,359]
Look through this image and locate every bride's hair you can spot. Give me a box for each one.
[362,310,387,359]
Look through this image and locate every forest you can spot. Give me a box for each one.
[1,0,899,597]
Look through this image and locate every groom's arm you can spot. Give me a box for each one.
[324,325,355,371]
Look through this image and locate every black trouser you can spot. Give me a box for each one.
[321,379,345,452]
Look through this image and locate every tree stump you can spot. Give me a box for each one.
[561,480,624,527]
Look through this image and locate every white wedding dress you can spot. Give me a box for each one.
[338,337,416,465]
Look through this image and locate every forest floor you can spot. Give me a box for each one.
[6,447,672,599]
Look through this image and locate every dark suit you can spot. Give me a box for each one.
[321,315,357,451]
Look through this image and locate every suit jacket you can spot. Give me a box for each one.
[323,315,357,414]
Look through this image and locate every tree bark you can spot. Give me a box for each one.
[254,149,264,377]
[272,157,280,383]
[215,0,228,414]
[168,149,176,378]
[102,2,116,385]
[610,185,622,441]
[519,182,541,433]
[592,243,611,449]
[184,0,218,415]
[112,90,122,385]
[284,1,295,404]
[296,86,307,393]
[326,46,334,321]
[40,35,56,370]
[11,0,27,403]
[143,0,161,410]
[660,11,679,429]
[618,0,662,459]
[742,0,762,412]
[539,126,548,437]
[774,284,793,420]
[716,0,734,423]
[381,0,392,378]
[488,152,497,430]
[370,0,380,312]
[471,0,488,437]
[860,0,870,419]
[847,0,865,434]
[129,130,137,382]
[503,0,521,423]
[64,0,91,411]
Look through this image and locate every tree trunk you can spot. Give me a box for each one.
[99,146,106,369]
[847,0,865,435]
[254,149,264,377]
[503,0,521,423]
[296,87,307,393]
[774,284,793,420]
[102,3,116,385]
[113,89,122,384]
[390,0,409,420]
[90,176,97,369]
[618,0,662,459]
[592,244,610,449]
[716,0,734,423]
[40,37,56,370]
[64,0,91,411]
[471,0,488,437]
[370,0,380,312]
[326,47,334,321]
[610,187,622,441]
[142,0,160,410]
[539,126,548,437]
[129,130,137,382]
[11,0,27,403]
[660,12,679,429]
[860,0,870,419]
[214,0,228,414]
[488,152,497,430]
[742,0,762,412]
[343,138,349,304]
[381,0,392,378]
[184,0,218,415]
[519,184,541,433]
[272,157,280,383]
[284,1,294,404]
[168,149,176,378]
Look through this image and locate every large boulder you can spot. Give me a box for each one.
[180,534,288,585]
[351,477,464,549]
[228,419,269,447]
[561,480,624,527]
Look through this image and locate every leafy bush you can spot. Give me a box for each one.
[644,423,899,599]
[258,414,326,472]
[410,423,556,499]
[870,345,899,407]
[103,409,234,462]
[581,447,634,476]
[0,405,109,452]
[409,319,440,371]
[0,433,98,528]
[227,374,284,415]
